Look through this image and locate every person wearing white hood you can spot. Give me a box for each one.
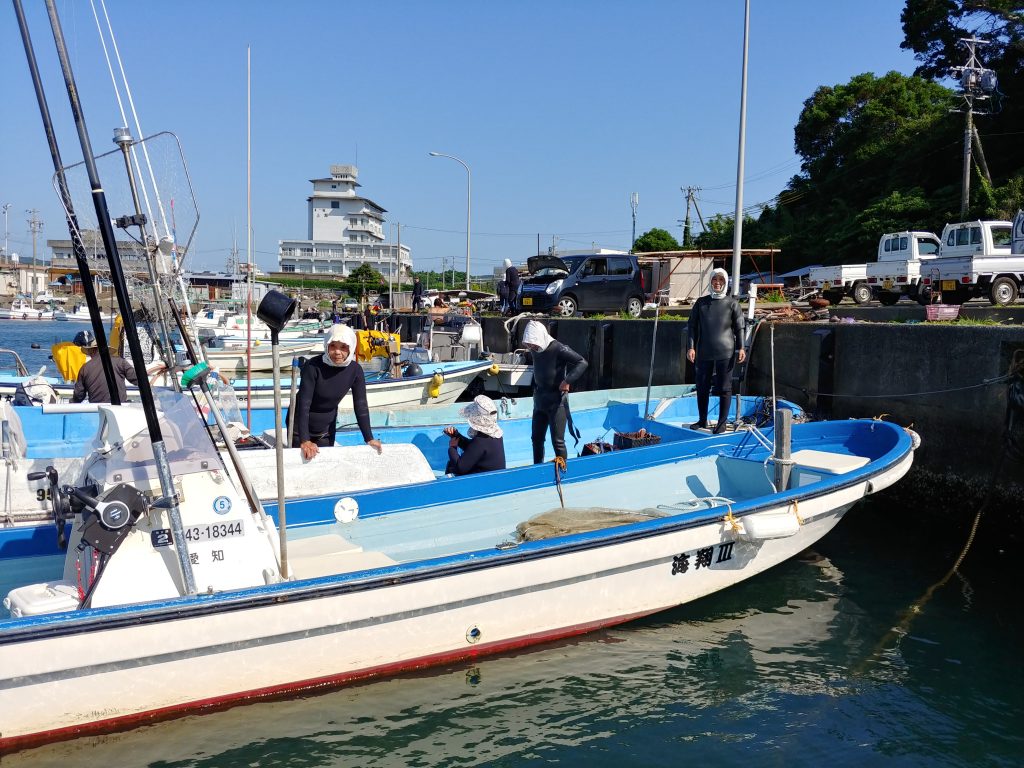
[686,268,746,433]
[293,324,383,459]
[504,258,521,314]
[522,320,588,463]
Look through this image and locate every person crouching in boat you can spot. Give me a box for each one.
[686,268,746,434]
[70,330,138,404]
[443,394,507,476]
[522,320,588,464]
[294,324,383,459]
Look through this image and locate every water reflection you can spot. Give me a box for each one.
[7,542,1022,767]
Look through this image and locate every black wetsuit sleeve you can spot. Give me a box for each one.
[731,299,745,351]
[559,344,588,385]
[295,360,319,444]
[687,300,701,351]
[350,366,374,443]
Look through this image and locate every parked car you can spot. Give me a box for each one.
[341,297,359,312]
[519,254,645,317]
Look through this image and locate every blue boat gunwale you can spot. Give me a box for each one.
[0,420,912,644]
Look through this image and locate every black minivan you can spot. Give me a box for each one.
[519,254,645,317]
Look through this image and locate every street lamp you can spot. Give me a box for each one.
[1,203,10,261]
[429,151,471,290]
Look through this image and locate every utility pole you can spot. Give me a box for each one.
[680,186,700,248]
[2,203,10,261]
[951,37,998,220]
[630,192,639,253]
[26,208,43,270]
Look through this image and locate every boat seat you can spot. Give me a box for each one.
[789,449,869,488]
[790,449,869,474]
[287,534,396,579]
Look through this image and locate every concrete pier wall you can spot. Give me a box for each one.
[392,313,1024,494]
[744,322,1024,485]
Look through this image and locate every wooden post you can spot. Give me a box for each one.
[773,408,793,491]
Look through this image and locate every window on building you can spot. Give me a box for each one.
[282,264,295,273]
[331,201,340,209]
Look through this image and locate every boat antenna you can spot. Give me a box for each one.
[112,127,181,388]
[12,0,121,403]
[730,0,750,296]
[43,0,197,594]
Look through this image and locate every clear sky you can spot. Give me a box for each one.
[1,1,924,277]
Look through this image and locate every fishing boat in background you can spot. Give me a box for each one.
[52,303,115,323]
[0,298,56,321]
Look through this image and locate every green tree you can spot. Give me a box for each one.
[632,228,680,252]
[342,264,385,297]
[757,71,958,268]
[901,0,1024,189]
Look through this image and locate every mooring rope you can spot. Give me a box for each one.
[853,354,1023,674]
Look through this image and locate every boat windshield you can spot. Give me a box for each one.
[102,390,223,484]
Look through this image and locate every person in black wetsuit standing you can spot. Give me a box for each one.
[293,324,383,459]
[443,394,506,475]
[522,320,588,464]
[504,259,521,314]
[686,268,746,434]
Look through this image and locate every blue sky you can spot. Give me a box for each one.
[1,1,925,277]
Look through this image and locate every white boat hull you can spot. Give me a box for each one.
[0,480,870,746]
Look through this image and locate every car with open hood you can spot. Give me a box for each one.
[519,253,645,317]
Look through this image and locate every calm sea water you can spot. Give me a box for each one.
[2,321,1022,767]
[0,318,103,376]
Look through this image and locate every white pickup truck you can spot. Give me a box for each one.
[807,264,870,305]
[921,216,1021,305]
[865,231,941,305]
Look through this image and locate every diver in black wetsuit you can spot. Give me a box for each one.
[522,320,588,463]
[293,323,383,459]
[686,268,746,434]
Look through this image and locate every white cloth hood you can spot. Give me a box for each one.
[522,320,555,351]
[323,324,357,367]
[709,268,729,300]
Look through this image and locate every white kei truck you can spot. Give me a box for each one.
[806,263,870,306]
[920,215,1022,306]
[865,231,941,305]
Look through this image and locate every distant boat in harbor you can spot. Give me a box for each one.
[0,298,56,321]
[53,303,116,322]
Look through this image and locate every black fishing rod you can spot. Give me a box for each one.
[12,0,120,403]
[42,0,197,594]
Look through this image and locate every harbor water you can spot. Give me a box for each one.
[1,321,1021,766]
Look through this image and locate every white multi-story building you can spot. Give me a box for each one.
[277,165,411,279]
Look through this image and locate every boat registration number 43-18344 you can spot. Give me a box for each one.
[184,521,244,542]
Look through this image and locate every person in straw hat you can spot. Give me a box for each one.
[70,329,138,404]
[443,394,506,476]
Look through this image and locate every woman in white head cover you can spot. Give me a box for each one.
[685,268,746,433]
[521,320,588,463]
[443,394,507,475]
[504,258,521,313]
[294,323,383,459]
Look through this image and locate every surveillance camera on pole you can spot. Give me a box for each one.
[951,37,1000,219]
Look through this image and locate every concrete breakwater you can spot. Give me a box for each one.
[394,313,1024,539]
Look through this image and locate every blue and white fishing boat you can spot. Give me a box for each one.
[0,393,917,749]
[0,386,788,544]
